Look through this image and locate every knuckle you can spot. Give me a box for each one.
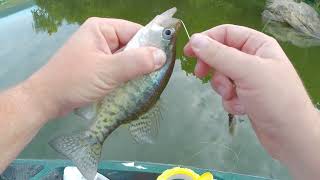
[262,33,278,45]
[215,24,238,33]
[221,24,235,28]
[84,17,100,25]
[118,49,155,79]
[138,49,155,70]
[108,33,118,46]
[269,37,279,45]
[102,25,118,45]
[216,24,232,29]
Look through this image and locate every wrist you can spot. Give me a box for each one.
[280,106,320,179]
[18,77,60,123]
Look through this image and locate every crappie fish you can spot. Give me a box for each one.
[262,0,320,40]
[50,7,181,180]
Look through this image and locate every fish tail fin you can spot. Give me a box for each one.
[49,131,102,180]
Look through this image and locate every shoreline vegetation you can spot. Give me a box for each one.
[0,0,33,18]
[303,0,320,12]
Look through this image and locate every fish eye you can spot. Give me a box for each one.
[162,28,175,40]
[165,29,171,36]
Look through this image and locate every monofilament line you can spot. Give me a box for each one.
[180,20,190,39]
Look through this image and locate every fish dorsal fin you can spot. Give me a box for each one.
[128,101,162,144]
[74,102,100,121]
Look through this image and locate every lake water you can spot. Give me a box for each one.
[1,0,320,179]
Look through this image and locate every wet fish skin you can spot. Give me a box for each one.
[89,8,181,144]
[49,8,181,180]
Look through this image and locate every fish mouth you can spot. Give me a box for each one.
[160,7,177,17]
[172,17,182,31]
[156,7,182,32]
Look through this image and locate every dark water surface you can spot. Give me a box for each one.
[1,0,320,179]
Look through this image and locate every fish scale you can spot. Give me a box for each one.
[93,76,157,133]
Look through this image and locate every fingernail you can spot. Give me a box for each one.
[190,34,209,52]
[234,104,245,114]
[153,49,166,69]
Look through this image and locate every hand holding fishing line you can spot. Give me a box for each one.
[184,24,320,179]
[25,18,167,119]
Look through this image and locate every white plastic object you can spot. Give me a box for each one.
[63,167,110,180]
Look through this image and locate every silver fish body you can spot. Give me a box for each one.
[50,8,181,180]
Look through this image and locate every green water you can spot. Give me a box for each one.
[1,0,320,179]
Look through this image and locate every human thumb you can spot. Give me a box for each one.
[106,47,166,83]
[190,33,262,79]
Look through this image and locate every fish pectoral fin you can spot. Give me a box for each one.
[74,102,100,121]
[128,102,162,144]
[49,131,102,180]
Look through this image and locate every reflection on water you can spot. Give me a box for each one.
[29,0,267,80]
[1,0,320,179]
[0,0,32,17]
[29,0,320,104]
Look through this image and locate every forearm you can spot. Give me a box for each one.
[280,106,320,179]
[0,82,51,172]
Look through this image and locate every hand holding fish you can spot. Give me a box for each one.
[27,18,167,119]
[49,8,180,179]
[0,18,167,174]
[184,24,320,179]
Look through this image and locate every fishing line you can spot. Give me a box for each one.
[178,140,240,166]
[180,20,191,39]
